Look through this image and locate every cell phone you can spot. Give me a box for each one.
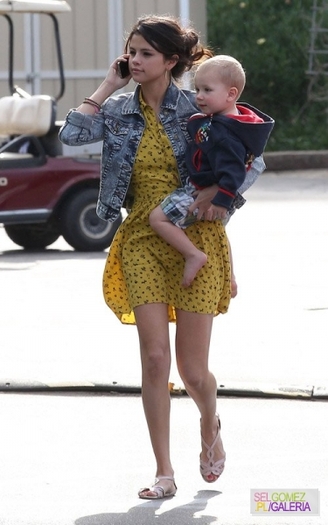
[117,60,130,79]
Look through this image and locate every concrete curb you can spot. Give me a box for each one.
[264,150,328,171]
[1,379,327,400]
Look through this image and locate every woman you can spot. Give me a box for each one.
[59,15,230,500]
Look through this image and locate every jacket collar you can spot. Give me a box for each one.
[121,81,181,115]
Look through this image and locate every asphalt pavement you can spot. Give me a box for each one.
[0,168,328,524]
[1,168,327,398]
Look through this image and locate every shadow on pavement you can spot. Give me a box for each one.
[0,248,108,265]
[75,489,221,525]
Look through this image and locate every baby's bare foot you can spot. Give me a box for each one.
[182,251,207,287]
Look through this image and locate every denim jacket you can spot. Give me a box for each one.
[59,82,198,221]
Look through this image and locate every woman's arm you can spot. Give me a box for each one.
[59,54,131,146]
[76,54,131,114]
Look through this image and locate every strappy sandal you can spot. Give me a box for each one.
[200,415,226,483]
[138,476,177,500]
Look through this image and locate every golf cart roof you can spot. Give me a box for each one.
[0,0,70,13]
[0,0,70,98]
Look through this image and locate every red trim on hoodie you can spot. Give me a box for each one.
[227,105,264,123]
[218,187,235,198]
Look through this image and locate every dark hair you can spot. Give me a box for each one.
[124,15,212,79]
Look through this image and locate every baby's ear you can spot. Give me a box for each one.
[228,86,239,100]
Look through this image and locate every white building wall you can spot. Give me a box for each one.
[0,0,207,118]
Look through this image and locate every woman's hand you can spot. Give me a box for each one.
[206,204,228,221]
[76,54,131,114]
[189,185,220,220]
[104,54,132,91]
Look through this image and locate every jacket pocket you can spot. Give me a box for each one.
[104,117,130,150]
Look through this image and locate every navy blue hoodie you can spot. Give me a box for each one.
[185,102,275,209]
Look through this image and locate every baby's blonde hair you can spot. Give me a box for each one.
[198,54,246,97]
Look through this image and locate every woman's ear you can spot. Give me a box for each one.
[166,54,179,70]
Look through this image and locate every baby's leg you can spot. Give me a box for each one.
[149,205,207,287]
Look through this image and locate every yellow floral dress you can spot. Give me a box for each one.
[103,97,231,324]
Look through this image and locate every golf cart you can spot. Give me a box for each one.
[0,0,122,251]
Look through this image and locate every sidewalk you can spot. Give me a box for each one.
[0,392,327,525]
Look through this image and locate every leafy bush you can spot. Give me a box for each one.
[207,0,328,150]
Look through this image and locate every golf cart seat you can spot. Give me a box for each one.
[0,94,60,164]
[0,94,56,137]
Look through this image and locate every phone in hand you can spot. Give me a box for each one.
[117,60,130,79]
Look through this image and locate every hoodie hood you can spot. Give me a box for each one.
[211,102,275,157]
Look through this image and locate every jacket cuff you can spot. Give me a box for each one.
[211,189,235,209]
[66,109,94,130]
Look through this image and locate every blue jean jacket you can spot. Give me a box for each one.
[59,82,198,221]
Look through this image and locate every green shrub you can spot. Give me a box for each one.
[207,0,328,150]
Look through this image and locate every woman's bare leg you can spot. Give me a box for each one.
[175,310,225,481]
[134,302,175,496]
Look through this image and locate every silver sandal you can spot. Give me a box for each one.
[138,476,177,499]
[200,415,226,482]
